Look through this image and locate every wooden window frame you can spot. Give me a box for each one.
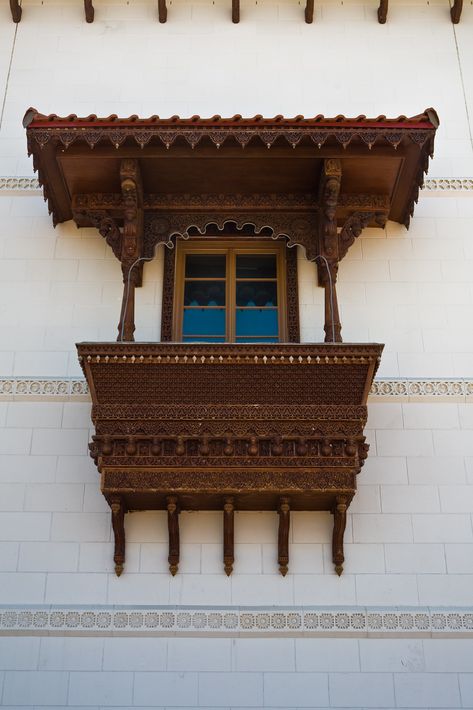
[160,237,300,343]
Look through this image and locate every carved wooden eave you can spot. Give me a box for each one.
[24,109,435,577]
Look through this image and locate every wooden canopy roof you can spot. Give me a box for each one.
[24,108,438,233]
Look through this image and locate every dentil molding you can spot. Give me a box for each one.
[1,605,473,638]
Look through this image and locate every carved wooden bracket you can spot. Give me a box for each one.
[167,495,180,575]
[10,0,21,22]
[223,496,235,575]
[110,495,126,576]
[278,497,290,576]
[84,0,94,22]
[332,495,348,575]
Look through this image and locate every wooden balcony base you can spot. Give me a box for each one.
[79,341,382,576]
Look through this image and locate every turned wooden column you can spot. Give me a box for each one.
[223,496,235,575]
[322,263,342,343]
[332,495,348,576]
[110,496,126,576]
[278,497,290,576]
[118,264,138,341]
[167,495,180,575]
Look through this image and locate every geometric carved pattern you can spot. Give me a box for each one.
[2,377,473,399]
[1,605,473,637]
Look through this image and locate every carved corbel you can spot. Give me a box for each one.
[84,0,94,22]
[167,495,180,575]
[451,0,462,22]
[277,497,290,576]
[378,0,388,23]
[316,159,342,343]
[158,0,167,22]
[223,496,235,575]
[110,496,126,576]
[338,210,386,262]
[118,159,144,342]
[332,495,348,575]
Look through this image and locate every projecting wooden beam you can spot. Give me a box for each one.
[84,0,94,22]
[158,0,167,22]
[232,0,240,22]
[451,0,462,22]
[378,0,388,23]
[10,0,21,22]
[305,0,314,23]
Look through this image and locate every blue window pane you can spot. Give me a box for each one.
[236,309,278,337]
[236,282,277,307]
[183,308,225,336]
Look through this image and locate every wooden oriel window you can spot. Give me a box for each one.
[172,240,289,343]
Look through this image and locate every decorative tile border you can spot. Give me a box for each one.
[1,605,473,638]
[1,176,473,195]
[1,377,472,401]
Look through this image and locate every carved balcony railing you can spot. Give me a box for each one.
[78,341,382,577]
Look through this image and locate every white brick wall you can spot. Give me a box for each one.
[2,0,473,706]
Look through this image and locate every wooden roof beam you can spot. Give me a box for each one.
[158,0,167,22]
[305,0,314,23]
[451,0,462,22]
[84,0,94,22]
[10,0,22,22]
[378,0,388,23]
[232,0,240,23]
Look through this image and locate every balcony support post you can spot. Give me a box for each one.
[332,495,348,575]
[278,496,290,576]
[110,495,126,576]
[117,159,144,342]
[223,496,235,575]
[167,495,180,575]
[316,159,342,342]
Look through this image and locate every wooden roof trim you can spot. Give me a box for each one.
[24,108,439,129]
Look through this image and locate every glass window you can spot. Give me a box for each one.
[173,242,287,342]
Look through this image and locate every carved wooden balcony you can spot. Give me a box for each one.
[78,341,382,576]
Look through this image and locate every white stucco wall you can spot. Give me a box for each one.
[1,1,473,708]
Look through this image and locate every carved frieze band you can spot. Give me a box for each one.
[1,605,473,638]
[2,177,473,195]
[1,377,472,400]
